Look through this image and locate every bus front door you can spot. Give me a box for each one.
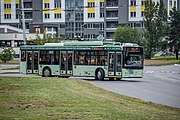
[108,52,122,78]
[27,51,38,74]
[60,51,73,76]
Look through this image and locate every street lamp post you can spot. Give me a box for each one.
[21,0,26,45]
[80,23,86,38]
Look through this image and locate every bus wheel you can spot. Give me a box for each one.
[96,69,104,81]
[43,67,51,77]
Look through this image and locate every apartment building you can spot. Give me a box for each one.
[28,0,105,40]
[0,0,180,41]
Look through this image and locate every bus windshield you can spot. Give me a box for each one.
[124,47,143,68]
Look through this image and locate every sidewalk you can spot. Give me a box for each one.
[0,70,19,74]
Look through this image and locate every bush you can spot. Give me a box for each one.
[0,48,15,63]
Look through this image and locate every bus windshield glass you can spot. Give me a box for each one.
[124,47,143,68]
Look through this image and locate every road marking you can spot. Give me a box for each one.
[144,71,154,73]
[144,71,179,74]
[174,64,180,66]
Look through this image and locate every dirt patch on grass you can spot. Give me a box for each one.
[144,60,180,66]
[8,100,47,110]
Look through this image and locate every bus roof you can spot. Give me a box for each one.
[20,41,140,50]
[63,41,104,46]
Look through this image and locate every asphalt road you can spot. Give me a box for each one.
[91,65,180,108]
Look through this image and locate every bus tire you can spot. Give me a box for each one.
[116,78,122,81]
[43,67,51,77]
[96,69,104,81]
[109,78,114,81]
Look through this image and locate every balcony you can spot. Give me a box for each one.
[106,1,118,9]
[106,25,117,31]
[106,28,117,31]
[106,16,118,20]
[24,2,32,9]
[106,32,114,39]
[106,22,118,31]
[24,12,33,20]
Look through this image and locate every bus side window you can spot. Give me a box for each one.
[21,51,26,61]
[74,51,78,65]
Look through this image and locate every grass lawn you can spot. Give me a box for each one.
[0,77,180,120]
[145,56,180,66]
[0,59,19,64]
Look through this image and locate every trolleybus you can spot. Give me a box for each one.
[20,41,144,80]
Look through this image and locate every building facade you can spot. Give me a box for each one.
[0,0,180,41]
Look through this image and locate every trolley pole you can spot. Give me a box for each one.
[21,0,26,45]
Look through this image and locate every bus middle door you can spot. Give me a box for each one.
[60,51,73,76]
[108,52,122,78]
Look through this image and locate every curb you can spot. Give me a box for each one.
[0,70,19,74]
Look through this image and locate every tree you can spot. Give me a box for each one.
[169,9,180,59]
[113,25,143,45]
[142,0,168,59]
[0,48,15,63]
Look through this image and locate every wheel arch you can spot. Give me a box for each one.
[95,67,104,75]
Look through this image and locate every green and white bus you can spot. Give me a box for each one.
[20,41,144,80]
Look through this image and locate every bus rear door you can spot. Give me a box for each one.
[108,52,122,78]
[27,51,38,74]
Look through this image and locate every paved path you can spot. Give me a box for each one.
[0,70,19,74]
[0,64,19,69]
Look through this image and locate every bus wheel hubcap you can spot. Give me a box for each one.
[44,70,50,76]
[97,71,102,79]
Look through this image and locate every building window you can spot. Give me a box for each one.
[54,13,61,19]
[88,13,95,18]
[135,23,141,27]
[100,23,104,31]
[130,23,135,27]
[141,11,145,17]
[16,14,19,19]
[4,14,11,19]
[47,27,52,31]
[4,4,11,9]
[141,1,145,6]
[87,23,95,29]
[100,12,104,18]
[130,23,141,28]
[0,41,11,47]
[55,2,61,8]
[44,14,50,19]
[130,0,136,6]
[44,3,50,8]
[16,4,19,9]
[88,2,95,7]
[35,27,40,33]
[87,34,96,39]
[170,0,172,6]
[141,23,145,28]
[130,12,136,17]
[100,2,104,7]
[174,1,176,8]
